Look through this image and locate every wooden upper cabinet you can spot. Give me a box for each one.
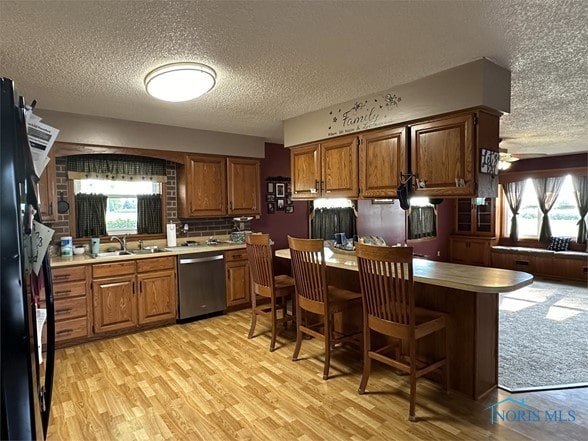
[291,143,321,199]
[290,135,359,200]
[455,197,496,236]
[410,110,500,198]
[410,113,474,197]
[227,157,261,215]
[321,135,359,198]
[37,153,57,222]
[359,126,407,198]
[178,154,227,217]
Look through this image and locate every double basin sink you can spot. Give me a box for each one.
[92,240,238,258]
[92,248,168,258]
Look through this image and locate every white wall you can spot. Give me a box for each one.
[36,109,265,158]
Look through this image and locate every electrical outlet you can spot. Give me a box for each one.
[437,251,441,257]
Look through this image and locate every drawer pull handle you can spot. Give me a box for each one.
[515,260,529,266]
[53,274,69,279]
[56,307,72,314]
[56,329,73,335]
[55,290,71,296]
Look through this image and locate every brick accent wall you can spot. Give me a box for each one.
[47,157,234,243]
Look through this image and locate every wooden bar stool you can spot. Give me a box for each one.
[246,233,295,352]
[355,243,449,422]
[288,236,362,380]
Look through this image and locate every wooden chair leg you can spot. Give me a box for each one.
[323,317,331,380]
[358,328,371,394]
[444,327,450,392]
[408,341,417,422]
[292,303,303,361]
[247,309,257,339]
[270,298,277,352]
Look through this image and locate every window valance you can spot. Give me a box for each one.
[67,154,167,182]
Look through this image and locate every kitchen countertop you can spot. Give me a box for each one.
[275,248,533,294]
[51,242,246,267]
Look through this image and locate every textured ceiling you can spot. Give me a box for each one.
[1,1,586,156]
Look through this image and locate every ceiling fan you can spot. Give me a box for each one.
[498,138,547,170]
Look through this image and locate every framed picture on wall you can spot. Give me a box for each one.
[267,182,274,193]
[266,194,276,202]
[277,198,285,210]
[276,183,285,197]
[267,202,275,213]
[285,206,294,214]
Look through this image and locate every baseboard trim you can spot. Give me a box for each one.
[499,382,588,393]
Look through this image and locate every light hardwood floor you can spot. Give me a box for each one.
[47,310,587,440]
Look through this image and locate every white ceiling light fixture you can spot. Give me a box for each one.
[144,62,216,102]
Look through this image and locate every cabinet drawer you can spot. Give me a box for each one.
[55,317,88,342]
[54,297,87,321]
[137,256,176,273]
[52,265,87,283]
[225,249,248,261]
[53,280,87,299]
[93,260,136,278]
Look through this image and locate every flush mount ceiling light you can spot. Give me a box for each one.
[144,62,216,102]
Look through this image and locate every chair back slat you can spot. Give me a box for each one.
[288,236,328,307]
[356,243,414,326]
[246,234,275,295]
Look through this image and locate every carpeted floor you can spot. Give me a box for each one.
[499,278,588,391]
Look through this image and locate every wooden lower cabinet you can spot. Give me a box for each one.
[92,273,137,334]
[137,269,177,324]
[449,236,494,266]
[92,256,177,335]
[225,249,250,307]
[50,265,91,345]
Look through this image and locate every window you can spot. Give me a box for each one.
[74,179,161,235]
[407,197,437,240]
[310,198,357,241]
[503,175,580,239]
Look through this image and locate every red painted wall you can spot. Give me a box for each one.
[356,198,454,261]
[251,143,309,251]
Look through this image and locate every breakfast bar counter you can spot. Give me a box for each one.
[275,248,534,399]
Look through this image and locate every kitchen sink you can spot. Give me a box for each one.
[130,248,168,254]
[92,251,133,258]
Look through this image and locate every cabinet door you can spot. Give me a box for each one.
[456,198,474,234]
[474,198,495,235]
[37,155,57,222]
[227,157,261,215]
[467,239,490,266]
[225,260,250,307]
[449,238,470,264]
[411,113,474,197]
[291,143,321,200]
[359,126,407,198]
[137,269,177,324]
[321,135,359,198]
[92,274,137,334]
[185,155,227,217]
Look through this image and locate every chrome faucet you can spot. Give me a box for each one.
[111,235,127,251]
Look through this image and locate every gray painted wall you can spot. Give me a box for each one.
[36,109,265,158]
[283,58,510,147]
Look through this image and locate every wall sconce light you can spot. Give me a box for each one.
[145,62,216,102]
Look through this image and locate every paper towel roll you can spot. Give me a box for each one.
[166,223,177,247]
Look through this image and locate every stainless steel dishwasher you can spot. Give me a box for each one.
[177,251,227,322]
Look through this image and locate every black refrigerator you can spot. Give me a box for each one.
[1,77,55,439]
